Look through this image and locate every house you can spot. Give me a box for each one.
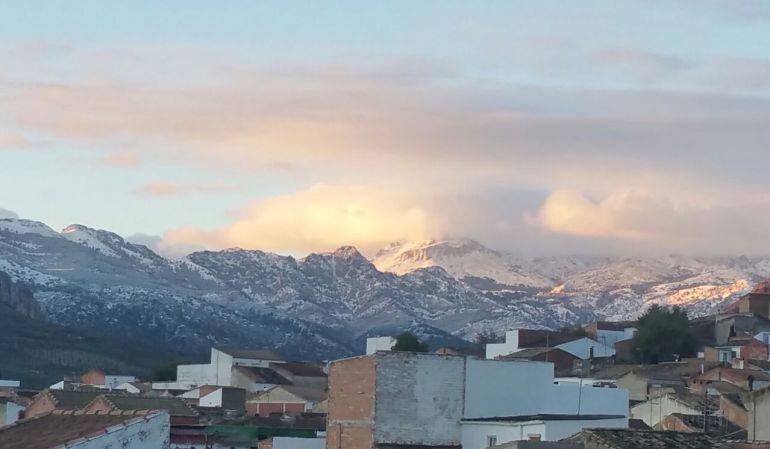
[326,352,628,449]
[704,338,769,363]
[82,394,199,425]
[629,388,716,427]
[606,359,719,401]
[689,366,770,392]
[80,368,138,389]
[562,428,732,449]
[0,380,20,398]
[231,366,292,392]
[725,292,770,320]
[365,336,396,354]
[499,348,581,375]
[247,385,327,417]
[583,321,637,349]
[23,389,104,418]
[113,381,152,395]
[659,413,747,439]
[0,410,169,449]
[163,347,286,391]
[486,329,615,361]
[0,398,23,425]
[199,386,246,413]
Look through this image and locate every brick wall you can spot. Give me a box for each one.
[326,356,375,449]
[23,394,56,418]
[80,369,106,386]
[742,340,769,361]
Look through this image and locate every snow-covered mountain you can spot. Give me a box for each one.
[373,239,553,289]
[1,216,768,361]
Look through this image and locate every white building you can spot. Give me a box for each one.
[485,329,615,360]
[365,336,396,354]
[154,346,285,390]
[327,352,628,449]
[0,398,23,425]
[0,410,169,449]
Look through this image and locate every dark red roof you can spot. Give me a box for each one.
[0,410,164,449]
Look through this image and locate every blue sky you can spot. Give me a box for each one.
[2,1,770,256]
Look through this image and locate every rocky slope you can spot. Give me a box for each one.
[1,216,768,362]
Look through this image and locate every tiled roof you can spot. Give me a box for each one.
[627,418,652,430]
[272,362,327,377]
[0,410,164,449]
[41,389,104,410]
[97,395,198,417]
[280,385,328,402]
[595,321,636,331]
[669,413,747,439]
[567,429,732,449]
[499,347,574,360]
[215,347,283,360]
[233,366,291,384]
[746,359,770,371]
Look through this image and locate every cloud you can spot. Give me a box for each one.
[135,181,232,197]
[162,184,436,255]
[98,151,141,167]
[0,132,42,150]
[0,208,19,219]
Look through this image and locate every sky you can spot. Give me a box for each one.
[2,1,770,257]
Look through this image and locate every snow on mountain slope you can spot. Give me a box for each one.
[0,219,60,238]
[373,239,553,289]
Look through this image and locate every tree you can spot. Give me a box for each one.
[632,305,696,363]
[151,359,190,381]
[392,331,428,352]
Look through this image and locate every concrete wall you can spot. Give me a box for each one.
[69,412,170,449]
[177,363,217,385]
[630,394,699,427]
[366,337,395,355]
[465,358,627,420]
[465,358,554,418]
[272,437,325,449]
[0,401,23,425]
[486,330,520,359]
[199,388,223,408]
[104,375,137,389]
[326,356,376,449]
[373,352,465,446]
[748,390,770,441]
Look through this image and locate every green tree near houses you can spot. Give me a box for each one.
[632,304,697,364]
[392,331,429,353]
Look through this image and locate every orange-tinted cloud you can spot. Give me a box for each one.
[162,184,436,255]
[98,151,141,167]
[136,181,232,197]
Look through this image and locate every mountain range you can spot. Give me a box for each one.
[1,217,767,370]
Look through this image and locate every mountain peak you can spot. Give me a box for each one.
[332,245,366,260]
[0,218,60,238]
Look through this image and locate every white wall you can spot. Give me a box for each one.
[556,338,615,359]
[69,412,169,449]
[461,417,628,448]
[104,375,137,389]
[271,437,325,449]
[485,330,520,359]
[177,363,217,385]
[630,393,699,427]
[464,358,628,419]
[199,388,223,408]
[366,336,396,355]
[0,401,23,425]
[373,353,465,446]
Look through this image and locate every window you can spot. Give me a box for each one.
[486,435,497,447]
